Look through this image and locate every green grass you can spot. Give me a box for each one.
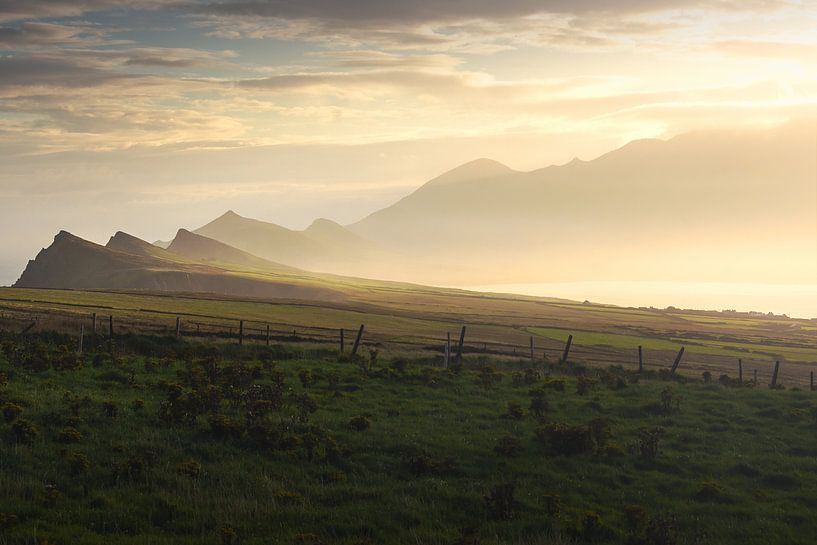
[2,332,817,544]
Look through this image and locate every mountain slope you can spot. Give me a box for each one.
[106,231,183,261]
[348,121,817,284]
[167,229,298,272]
[14,231,345,301]
[192,210,397,277]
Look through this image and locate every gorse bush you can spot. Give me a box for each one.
[535,423,593,456]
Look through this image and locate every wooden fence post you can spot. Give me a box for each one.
[238,320,244,345]
[78,323,84,354]
[754,369,758,384]
[340,328,344,352]
[530,336,534,362]
[266,324,270,346]
[350,324,364,356]
[109,315,114,338]
[92,312,97,334]
[669,347,685,376]
[638,345,643,373]
[455,326,466,364]
[560,334,573,363]
[445,332,451,367]
[175,317,181,338]
[811,371,814,391]
[770,360,780,389]
[738,359,743,384]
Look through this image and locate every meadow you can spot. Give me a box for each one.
[1,287,815,387]
[2,329,817,545]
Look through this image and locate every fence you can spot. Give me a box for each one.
[0,301,814,389]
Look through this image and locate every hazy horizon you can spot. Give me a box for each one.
[1,0,816,314]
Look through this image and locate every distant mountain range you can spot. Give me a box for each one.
[14,121,816,296]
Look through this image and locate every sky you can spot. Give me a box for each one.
[1,0,816,285]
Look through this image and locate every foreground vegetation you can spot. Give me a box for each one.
[2,332,817,545]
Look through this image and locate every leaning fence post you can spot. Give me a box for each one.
[175,316,181,338]
[351,324,364,356]
[738,359,743,384]
[455,326,466,364]
[669,347,685,376]
[770,360,780,389]
[238,320,244,345]
[638,345,643,373]
[560,334,573,363]
[78,323,84,354]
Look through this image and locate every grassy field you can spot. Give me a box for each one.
[2,331,817,545]
[0,287,814,385]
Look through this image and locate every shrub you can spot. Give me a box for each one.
[298,369,315,388]
[63,451,90,475]
[208,414,243,439]
[542,378,565,392]
[218,525,238,545]
[494,435,524,458]
[348,415,371,432]
[660,387,681,413]
[476,366,502,390]
[524,368,540,385]
[587,417,611,452]
[637,427,665,461]
[485,483,515,520]
[576,375,596,396]
[506,402,524,420]
[58,427,83,443]
[101,401,118,418]
[528,389,549,418]
[10,419,38,445]
[177,460,203,478]
[405,452,456,477]
[293,393,318,423]
[695,481,727,502]
[2,402,22,422]
[535,423,593,456]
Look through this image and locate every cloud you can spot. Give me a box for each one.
[714,40,817,63]
[0,22,118,46]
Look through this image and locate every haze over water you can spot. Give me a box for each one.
[463,281,817,320]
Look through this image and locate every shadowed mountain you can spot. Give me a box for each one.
[193,210,397,277]
[106,231,182,261]
[14,231,346,301]
[167,228,297,272]
[348,122,817,284]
